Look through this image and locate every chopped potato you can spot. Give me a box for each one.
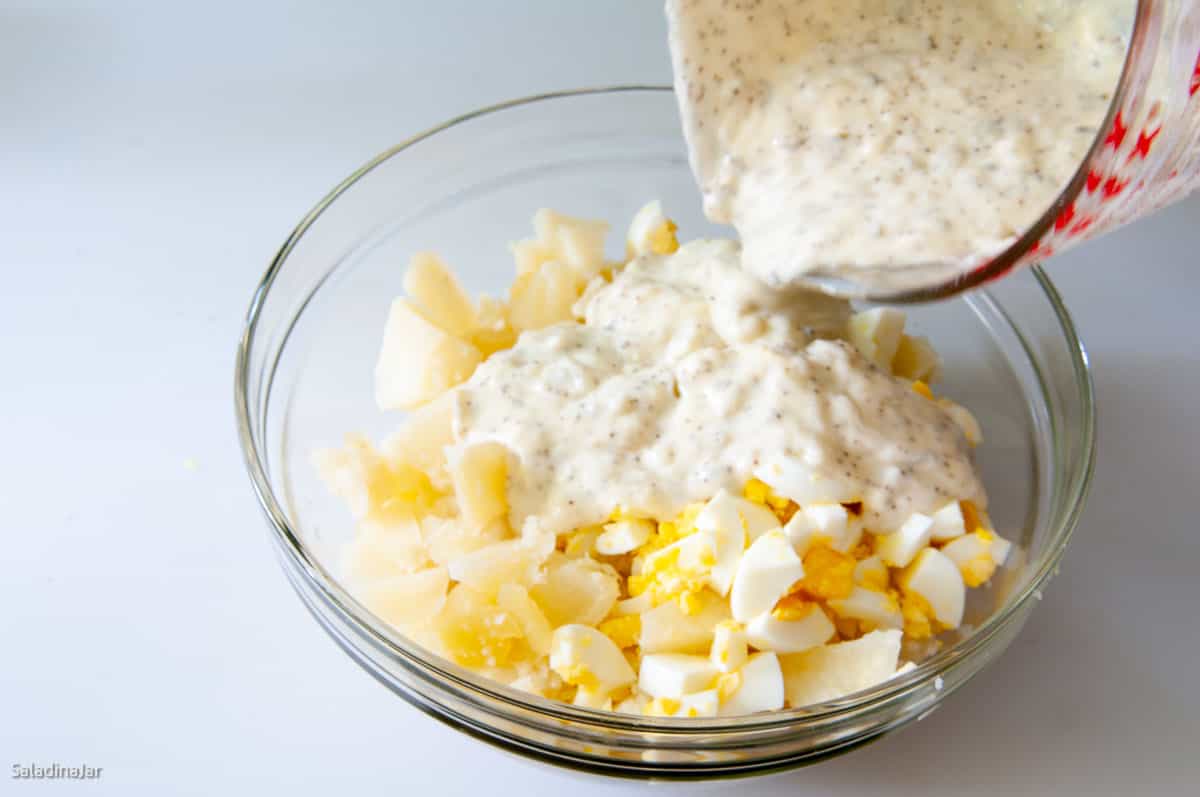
[381,390,457,491]
[846,307,906,369]
[530,555,620,628]
[448,442,511,531]
[469,294,519,357]
[359,567,449,631]
[891,334,942,383]
[375,299,482,410]
[509,259,583,332]
[404,252,477,338]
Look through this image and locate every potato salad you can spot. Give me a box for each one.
[315,203,1011,717]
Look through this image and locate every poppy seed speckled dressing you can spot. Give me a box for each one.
[455,241,984,535]
[666,0,1132,288]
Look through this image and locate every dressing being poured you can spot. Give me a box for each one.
[666,0,1132,291]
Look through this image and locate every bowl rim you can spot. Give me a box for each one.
[234,85,1097,733]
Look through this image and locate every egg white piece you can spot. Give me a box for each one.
[939,532,990,568]
[596,519,654,555]
[692,490,753,595]
[929,501,967,542]
[626,200,672,258]
[549,624,636,694]
[617,694,650,715]
[572,686,614,711]
[678,689,720,717]
[735,497,783,541]
[786,503,863,553]
[710,621,749,673]
[941,530,1012,586]
[719,652,785,716]
[828,586,903,630]
[745,606,836,654]
[753,460,859,506]
[876,512,936,567]
[730,530,805,622]
[639,654,720,699]
[901,548,965,629]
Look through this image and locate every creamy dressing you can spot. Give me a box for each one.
[454,241,983,535]
[666,0,1131,288]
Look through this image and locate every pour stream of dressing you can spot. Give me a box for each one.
[455,241,984,535]
[666,0,1131,289]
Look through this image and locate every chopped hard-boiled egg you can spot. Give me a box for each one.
[784,503,862,553]
[638,653,719,698]
[718,652,785,715]
[899,548,966,629]
[710,620,749,673]
[754,459,859,506]
[643,689,720,718]
[626,200,680,258]
[549,624,636,696]
[876,512,936,568]
[597,614,641,650]
[677,689,720,717]
[596,519,655,555]
[929,501,968,542]
[745,603,836,654]
[797,545,856,601]
[615,692,649,716]
[689,489,770,594]
[940,529,1012,588]
[828,586,903,630]
[730,530,805,622]
[573,686,614,711]
[853,555,890,591]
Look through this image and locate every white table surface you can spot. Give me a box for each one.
[3,1,1198,794]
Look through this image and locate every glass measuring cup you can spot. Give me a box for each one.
[857,0,1200,303]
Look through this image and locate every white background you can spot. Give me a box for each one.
[2,1,1198,794]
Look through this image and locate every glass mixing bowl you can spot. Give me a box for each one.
[235,87,1095,778]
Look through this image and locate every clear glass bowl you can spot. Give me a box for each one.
[234,87,1096,778]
